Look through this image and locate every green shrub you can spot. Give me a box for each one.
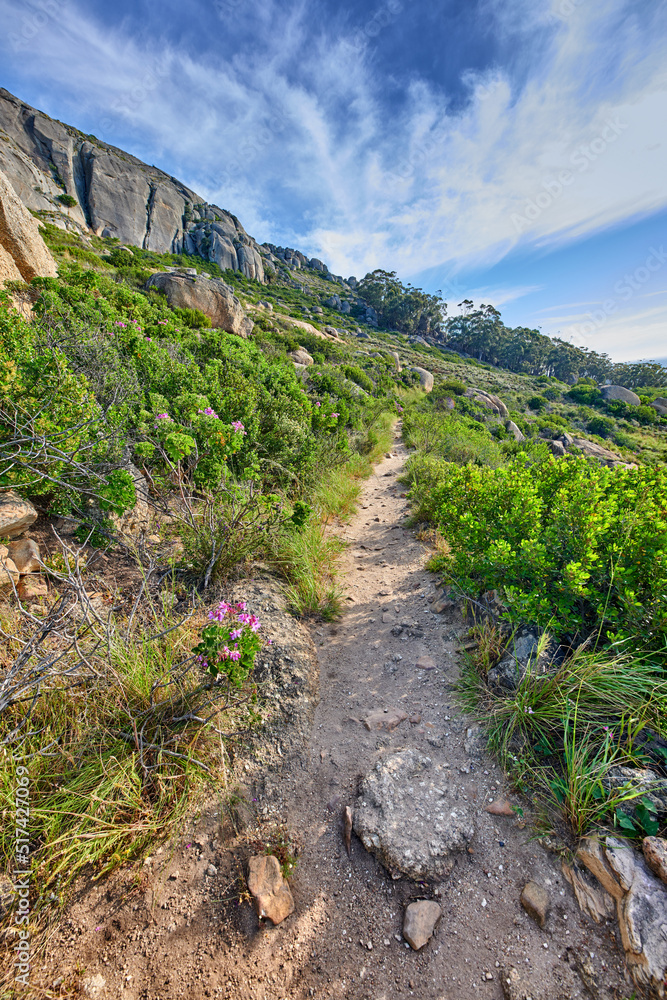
[173,307,212,329]
[587,414,615,438]
[56,193,77,207]
[416,457,667,651]
[527,395,548,411]
[567,383,602,406]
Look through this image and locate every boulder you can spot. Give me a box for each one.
[145,272,253,338]
[403,900,441,950]
[465,389,508,418]
[247,854,295,925]
[506,420,524,442]
[7,538,40,573]
[0,492,37,538]
[353,749,474,880]
[487,632,556,693]
[601,385,640,406]
[410,367,434,392]
[548,439,566,457]
[569,437,623,466]
[289,349,314,366]
[651,397,667,416]
[0,168,57,282]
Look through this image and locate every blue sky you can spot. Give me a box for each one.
[1,0,666,361]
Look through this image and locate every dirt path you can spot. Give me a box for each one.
[41,433,631,1000]
[224,432,628,1000]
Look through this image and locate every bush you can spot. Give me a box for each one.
[56,193,77,207]
[587,414,615,438]
[527,395,548,411]
[567,383,602,406]
[173,307,212,329]
[416,457,667,651]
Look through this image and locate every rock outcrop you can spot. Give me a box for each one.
[145,272,253,338]
[0,88,269,281]
[651,397,667,416]
[409,367,434,392]
[353,749,474,879]
[573,836,667,998]
[601,385,641,406]
[0,167,57,284]
[465,388,509,418]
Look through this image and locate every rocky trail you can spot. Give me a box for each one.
[43,430,631,1000]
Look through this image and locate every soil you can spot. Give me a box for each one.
[30,431,633,1000]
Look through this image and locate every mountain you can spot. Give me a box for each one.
[0,87,347,287]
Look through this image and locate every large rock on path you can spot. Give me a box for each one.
[146,272,253,338]
[0,168,57,283]
[353,749,474,879]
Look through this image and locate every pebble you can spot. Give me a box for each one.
[520,881,550,928]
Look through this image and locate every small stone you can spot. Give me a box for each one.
[363,708,408,732]
[501,966,539,1000]
[415,655,436,670]
[169,870,179,880]
[382,612,394,623]
[82,974,107,998]
[17,574,48,600]
[207,864,217,876]
[520,881,549,928]
[403,900,441,950]
[409,714,421,724]
[642,836,667,885]
[485,799,515,817]
[7,538,41,573]
[431,599,456,613]
[247,854,295,925]
[379,589,393,596]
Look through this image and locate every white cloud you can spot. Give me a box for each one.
[0,0,666,294]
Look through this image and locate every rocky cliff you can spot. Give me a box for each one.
[0,88,356,289]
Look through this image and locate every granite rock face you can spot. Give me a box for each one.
[409,367,434,392]
[0,492,37,538]
[0,88,267,280]
[0,167,57,283]
[353,749,474,879]
[145,272,253,338]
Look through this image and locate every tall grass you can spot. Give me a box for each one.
[0,604,246,891]
[459,632,667,837]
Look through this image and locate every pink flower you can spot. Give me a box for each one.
[115,321,126,328]
[229,649,241,661]
[198,407,219,418]
[156,413,171,420]
[146,337,152,342]
[158,320,168,325]
[230,628,242,640]
[236,602,247,611]
[209,601,233,621]
[331,412,339,418]
[231,420,246,434]
[315,401,321,407]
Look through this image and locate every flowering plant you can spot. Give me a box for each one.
[193,601,266,687]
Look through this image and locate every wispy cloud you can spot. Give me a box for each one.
[0,0,665,292]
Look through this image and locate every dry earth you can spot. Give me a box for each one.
[32,430,634,1000]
